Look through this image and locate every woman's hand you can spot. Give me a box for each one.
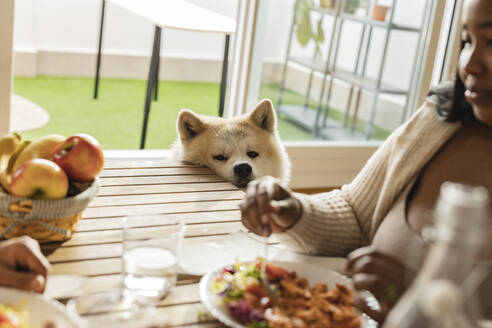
[239,176,302,237]
[0,236,50,293]
[344,246,412,323]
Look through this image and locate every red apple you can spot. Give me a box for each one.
[52,134,104,182]
[10,159,69,200]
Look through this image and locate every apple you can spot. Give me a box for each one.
[10,159,69,200]
[52,133,104,182]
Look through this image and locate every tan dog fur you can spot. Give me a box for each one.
[171,99,291,188]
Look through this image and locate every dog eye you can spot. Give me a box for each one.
[213,154,228,161]
[247,151,259,159]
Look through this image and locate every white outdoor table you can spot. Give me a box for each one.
[93,0,236,148]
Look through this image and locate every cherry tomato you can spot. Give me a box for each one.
[266,264,289,279]
[245,284,268,298]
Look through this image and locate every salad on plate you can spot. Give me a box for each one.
[0,303,30,328]
[209,258,361,328]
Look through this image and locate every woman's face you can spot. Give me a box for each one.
[459,0,492,127]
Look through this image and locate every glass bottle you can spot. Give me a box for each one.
[383,182,489,328]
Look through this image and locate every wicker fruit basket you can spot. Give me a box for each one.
[0,178,100,242]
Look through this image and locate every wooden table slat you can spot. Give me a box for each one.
[98,182,237,196]
[46,222,243,260]
[103,160,198,169]
[81,278,201,306]
[51,258,121,276]
[100,166,214,177]
[89,190,244,207]
[76,210,241,232]
[100,175,224,186]
[76,274,201,296]
[82,200,241,219]
[83,303,218,327]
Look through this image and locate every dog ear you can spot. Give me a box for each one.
[249,99,276,132]
[177,109,206,139]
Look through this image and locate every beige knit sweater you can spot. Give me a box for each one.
[277,101,462,256]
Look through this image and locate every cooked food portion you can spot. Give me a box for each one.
[265,272,360,328]
[211,260,361,328]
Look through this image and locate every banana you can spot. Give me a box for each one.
[6,140,32,176]
[11,134,66,174]
[0,132,22,173]
[0,171,10,194]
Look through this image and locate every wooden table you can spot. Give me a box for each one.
[42,158,244,327]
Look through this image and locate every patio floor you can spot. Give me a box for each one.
[10,94,49,132]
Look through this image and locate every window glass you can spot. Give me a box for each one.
[252,0,435,142]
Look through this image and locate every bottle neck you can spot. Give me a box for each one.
[420,189,489,283]
[416,242,478,285]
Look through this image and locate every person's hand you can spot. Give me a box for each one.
[239,176,302,237]
[0,236,50,293]
[344,246,412,323]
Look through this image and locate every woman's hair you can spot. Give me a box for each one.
[427,77,475,123]
[427,41,475,124]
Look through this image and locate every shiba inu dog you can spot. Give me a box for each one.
[171,99,291,188]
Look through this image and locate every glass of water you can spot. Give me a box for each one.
[67,214,185,326]
[122,214,186,305]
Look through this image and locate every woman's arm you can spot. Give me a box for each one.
[276,102,460,256]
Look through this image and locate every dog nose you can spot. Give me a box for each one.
[234,163,252,179]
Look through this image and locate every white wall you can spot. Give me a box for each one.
[14,0,427,91]
[15,0,238,56]
[13,0,240,78]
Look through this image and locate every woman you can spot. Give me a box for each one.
[240,0,492,322]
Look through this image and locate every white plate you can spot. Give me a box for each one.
[199,260,375,328]
[45,275,88,300]
[0,287,82,328]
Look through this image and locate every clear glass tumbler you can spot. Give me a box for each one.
[67,214,186,326]
[122,214,186,305]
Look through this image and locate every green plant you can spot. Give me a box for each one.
[294,0,325,59]
[345,0,361,14]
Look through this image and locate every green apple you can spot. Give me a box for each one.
[10,159,69,200]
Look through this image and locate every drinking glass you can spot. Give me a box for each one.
[67,214,186,326]
[122,215,186,305]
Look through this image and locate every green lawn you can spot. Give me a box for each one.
[13,76,388,149]
[13,76,315,149]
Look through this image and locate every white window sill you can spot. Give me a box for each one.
[104,140,381,189]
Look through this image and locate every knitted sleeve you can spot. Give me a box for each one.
[275,102,460,256]
[274,136,395,256]
[273,190,368,256]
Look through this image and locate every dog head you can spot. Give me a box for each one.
[175,99,290,188]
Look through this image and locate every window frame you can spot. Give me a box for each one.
[225,0,454,189]
[0,0,14,135]
[0,0,460,189]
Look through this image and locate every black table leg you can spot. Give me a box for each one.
[218,34,230,117]
[154,26,161,101]
[140,26,162,149]
[94,0,106,99]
